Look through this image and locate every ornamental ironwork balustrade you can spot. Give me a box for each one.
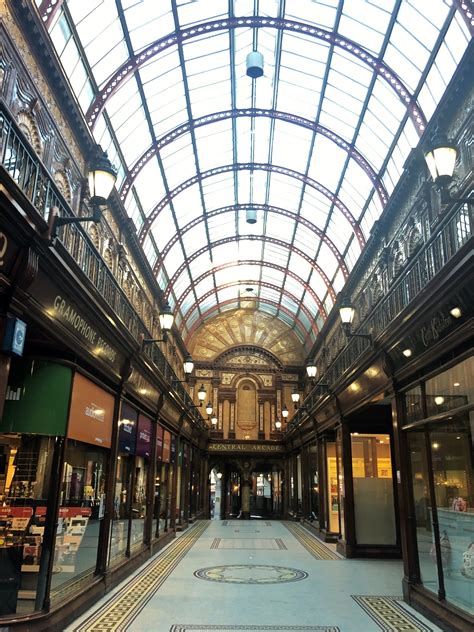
[0,100,205,430]
[300,196,472,424]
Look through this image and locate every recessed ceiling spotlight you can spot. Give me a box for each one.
[434,396,445,405]
[450,306,462,318]
[402,348,412,357]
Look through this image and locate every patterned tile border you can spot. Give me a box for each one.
[352,596,433,632]
[72,521,208,632]
[209,538,287,550]
[170,626,340,631]
[284,522,341,560]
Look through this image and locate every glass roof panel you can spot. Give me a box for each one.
[316,243,339,279]
[193,276,216,300]
[133,161,167,215]
[46,0,471,351]
[338,0,391,55]
[125,1,174,52]
[173,270,192,301]
[150,206,175,251]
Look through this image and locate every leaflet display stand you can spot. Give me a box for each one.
[0,506,34,615]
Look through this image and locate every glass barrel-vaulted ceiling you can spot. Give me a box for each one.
[40,0,472,351]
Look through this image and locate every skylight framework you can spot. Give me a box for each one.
[43,0,472,351]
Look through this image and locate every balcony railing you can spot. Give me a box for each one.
[293,200,472,427]
[0,100,205,430]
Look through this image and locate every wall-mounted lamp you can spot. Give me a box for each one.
[183,354,194,375]
[306,360,317,379]
[275,419,282,431]
[172,353,195,386]
[281,404,289,419]
[189,383,206,411]
[206,401,213,416]
[339,296,372,342]
[210,415,218,428]
[189,384,207,409]
[51,147,117,238]
[291,388,300,409]
[142,303,174,344]
[424,133,473,206]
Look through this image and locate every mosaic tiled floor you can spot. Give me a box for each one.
[352,596,433,631]
[210,537,287,550]
[222,520,271,527]
[72,521,208,632]
[169,626,340,631]
[284,522,341,560]
[193,564,308,584]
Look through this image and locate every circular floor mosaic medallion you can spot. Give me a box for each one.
[193,564,308,584]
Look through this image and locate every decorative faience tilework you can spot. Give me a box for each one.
[73,521,208,632]
[193,564,308,584]
[352,596,433,631]
[284,522,340,560]
[169,626,339,631]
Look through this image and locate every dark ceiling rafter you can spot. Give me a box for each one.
[184,297,310,346]
[85,16,427,134]
[119,108,388,207]
[178,280,319,338]
[174,260,327,317]
[163,235,337,303]
[154,203,348,280]
[139,162,366,249]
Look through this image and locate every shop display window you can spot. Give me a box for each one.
[431,417,473,613]
[351,433,396,545]
[413,417,474,614]
[130,415,152,551]
[109,403,137,564]
[50,441,107,600]
[326,442,340,534]
[336,431,345,540]
[308,443,319,525]
[407,356,474,615]
[0,434,55,615]
[405,386,423,424]
[425,357,472,418]
[409,431,439,595]
[296,454,303,514]
[152,425,163,539]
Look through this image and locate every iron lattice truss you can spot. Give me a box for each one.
[40,0,473,350]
